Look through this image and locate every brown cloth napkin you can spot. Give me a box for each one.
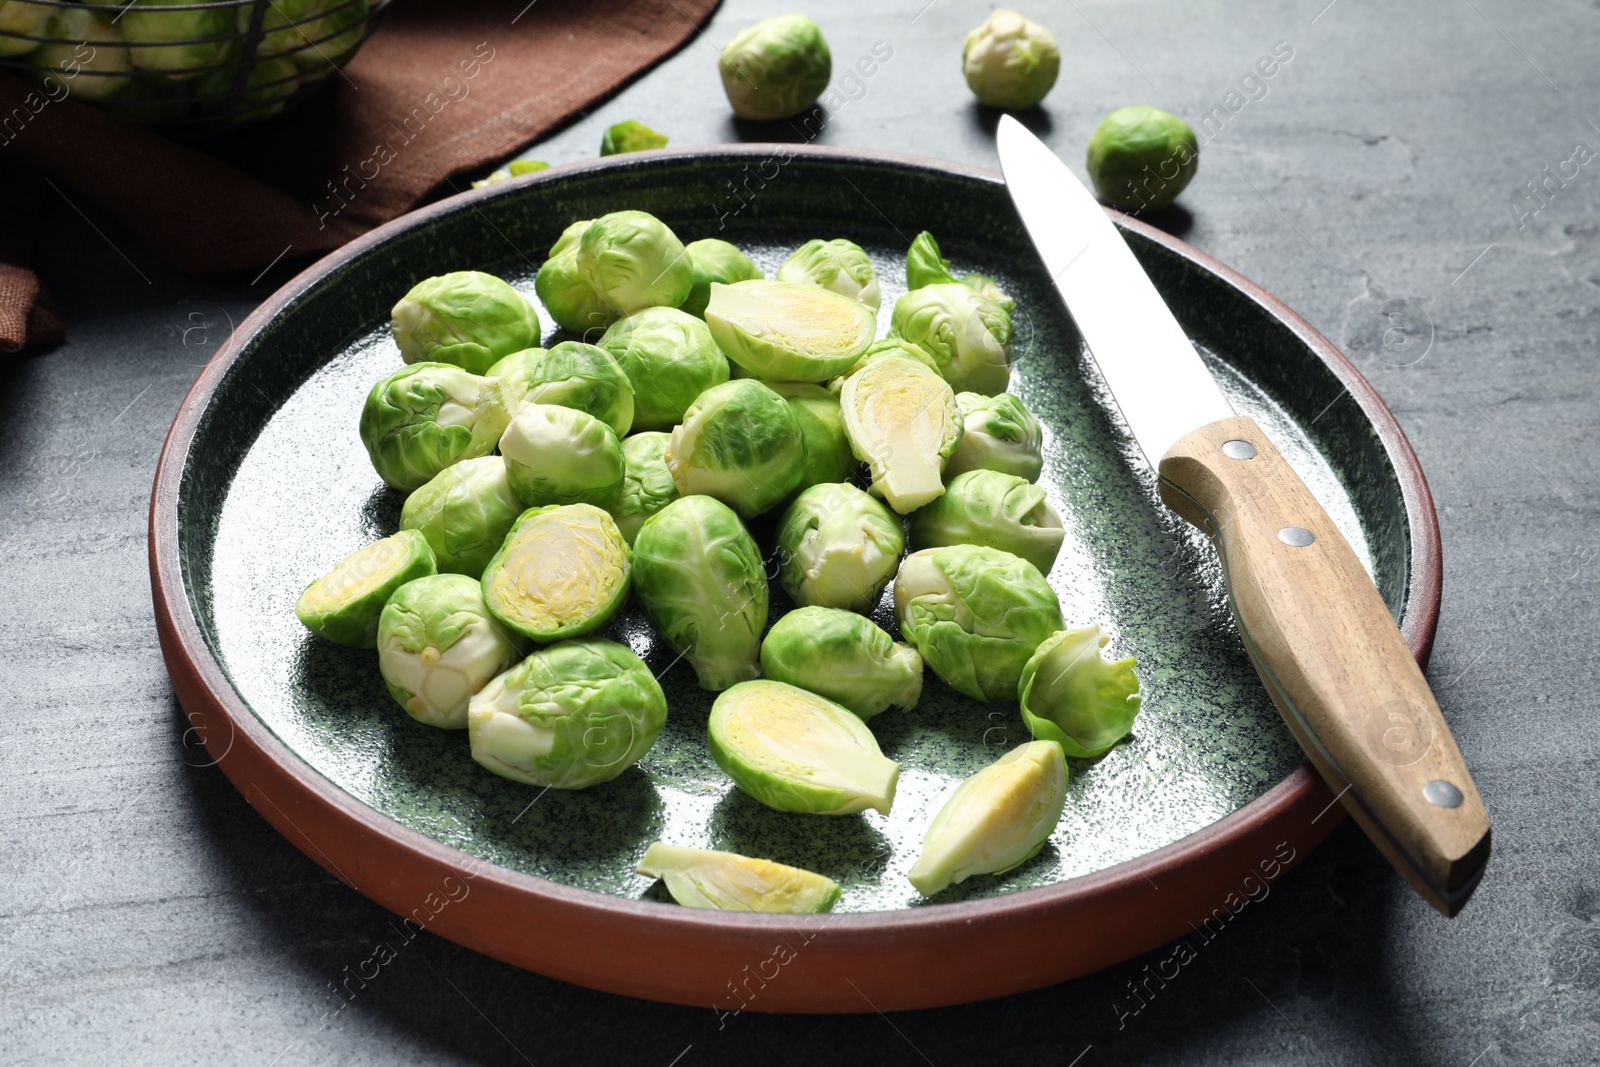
[0,0,719,353]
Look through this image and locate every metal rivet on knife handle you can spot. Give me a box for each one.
[1425,780,1465,808]
[1278,526,1315,547]
[1222,439,1257,460]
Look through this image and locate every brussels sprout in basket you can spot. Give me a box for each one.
[598,308,727,432]
[760,607,923,720]
[295,530,436,648]
[377,574,523,729]
[391,272,542,376]
[32,9,132,100]
[359,362,511,492]
[637,842,841,914]
[908,469,1065,576]
[664,378,805,519]
[0,3,52,60]
[1018,625,1143,758]
[774,482,903,613]
[480,504,631,642]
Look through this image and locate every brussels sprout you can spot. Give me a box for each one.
[472,159,550,188]
[636,842,841,913]
[359,363,511,492]
[760,607,922,720]
[598,308,728,431]
[839,354,962,514]
[247,0,318,57]
[600,118,668,155]
[829,338,942,394]
[468,638,666,788]
[32,9,131,100]
[499,403,625,508]
[681,238,763,318]
[961,9,1060,110]
[481,504,631,641]
[775,483,902,612]
[664,379,804,518]
[535,220,618,336]
[907,740,1067,896]
[197,55,298,117]
[0,2,51,59]
[776,238,881,311]
[508,340,634,436]
[905,231,1014,311]
[295,530,437,648]
[766,382,856,493]
[718,14,831,121]
[708,680,899,815]
[290,0,369,69]
[483,347,546,406]
[1086,105,1199,211]
[891,283,1012,395]
[895,545,1064,701]
[945,391,1045,481]
[1019,625,1142,758]
[909,469,1064,576]
[120,0,236,77]
[705,279,876,383]
[391,272,541,375]
[578,210,694,315]
[607,431,679,544]
[631,495,766,691]
[376,574,523,729]
[398,457,524,576]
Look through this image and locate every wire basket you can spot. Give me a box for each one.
[0,0,393,133]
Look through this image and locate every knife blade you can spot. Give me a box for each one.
[996,114,1491,916]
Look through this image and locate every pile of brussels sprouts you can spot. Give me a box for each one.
[293,209,1144,912]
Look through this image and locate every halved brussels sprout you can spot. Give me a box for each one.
[891,283,1012,395]
[905,231,1015,311]
[480,504,631,641]
[34,9,131,99]
[829,338,942,394]
[391,271,541,375]
[760,607,922,720]
[681,238,763,318]
[664,378,804,518]
[704,280,877,383]
[607,431,680,545]
[598,308,728,431]
[499,404,625,508]
[295,530,437,648]
[767,382,857,493]
[895,545,1064,701]
[121,0,235,77]
[399,456,524,576]
[600,119,668,156]
[945,391,1045,481]
[718,14,831,121]
[909,469,1064,576]
[468,639,667,788]
[838,354,962,514]
[1019,625,1142,758]
[636,842,841,913]
[907,740,1067,897]
[359,363,511,492]
[377,574,523,729]
[631,495,767,690]
[578,210,694,315]
[484,347,547,407]
[509,340,634,437]
[776,238,881,311]
[708,680,899,815]
[961,9,1061,111]
[775,482,902,612]
[535,220,617,336]
[0,2,51,59]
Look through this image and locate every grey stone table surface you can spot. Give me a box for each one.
[3,0,1597,1063]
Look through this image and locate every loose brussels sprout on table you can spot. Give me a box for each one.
[468,639,667,789]
[909,469,1065,576]
[390,272,541,375]
[606,431,680,545]
[664,378,805,518]
[705,279,877,383]
[895,544,1064,702]
[891,283,1012,396]
[838,353,962,514]
[598,308,727,432]
[399,456,524,576]
[1086,105,1200,211]
[760,607,922,720]
[766,382,857,494]
[377,574,523,729]
[578,210,694,316]
[1018,625,1143,758]
[295,530,436,648]
[905,231,1015,311]
[499,403,625,509]
[945,391,1045,481]
[718,14,831,121]
[961,9,1061,111]
[480,504,631,642]
[600,119,668,155]
[681,238,763,319]
[535,220,618,336]
[359,362,511,492]
[502,340,634,437]
[775,482,903,612]
[708,680,899,815]
[776,238,881,311]
[637,842,841,913]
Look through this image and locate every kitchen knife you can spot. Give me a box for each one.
[996,114,1490,916]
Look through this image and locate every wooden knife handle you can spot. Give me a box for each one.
[1158,415,1490,915]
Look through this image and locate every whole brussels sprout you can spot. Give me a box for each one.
[295,530,437,648]
[32,9,132,100]
[598,308,728,431]
[468,639,667,789]
[718,14,831,121]
[891,282,1012,395]
[0,2,51,59]
[399,456,524,576]
[578,210,694,315]
[484,347,547,405]
[377,574,523,729]
[499,403,625,508]
[775,482,902,612]
[664,379,805,518]
[705,279,876,382]
[600,118,668,155]
[198,55,298,118]
[909,469,1064,576]
[248,0,318,57]
[681,238,763,318]
[905,231,1015,311]
[895,545,1064,701]
[535,220,617,336]
[636,842,841,914]
[961,9,1060,110]
[359,363,511,492]
[631,495,766,691]
[481,504,631,642]
[839,354,962,514]
[289,0,369,69]
[1086,105,1200,211]
[767,382,857,493]
[1019,625,1143,758]
[907,740,1067,896]
[776,238,881,311]
[121,0,236,77]
[760,607,922,720]
[509,340,633,436]
[709,680,899,815]
[606,431,679,544]
[391,271,541,375]
[945,391,1045,481]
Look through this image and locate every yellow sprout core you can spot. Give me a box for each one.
[718,282,868,352]
[488,507,627,632]
[299,537,408,615]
